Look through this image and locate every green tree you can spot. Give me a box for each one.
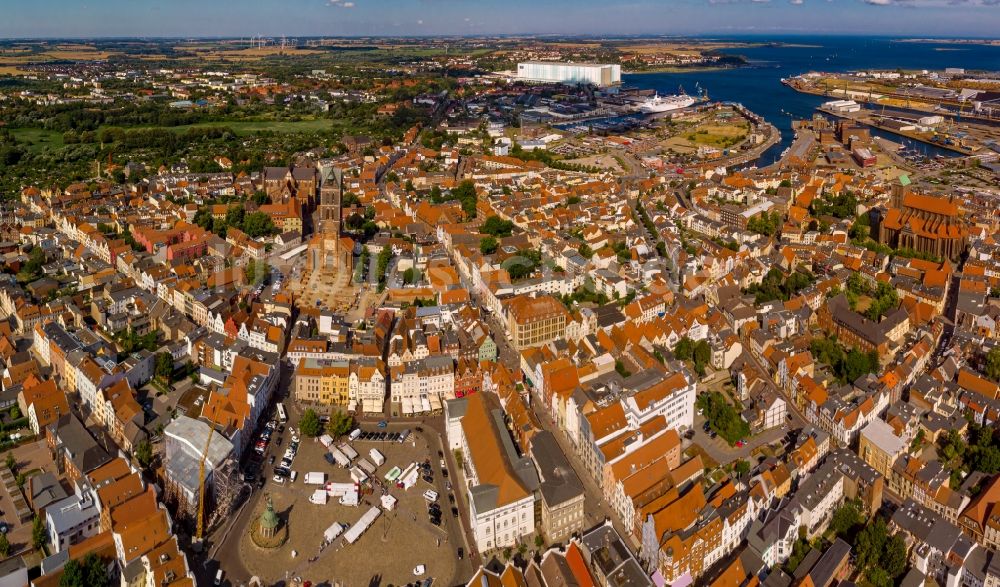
[854,517,888,571]
[5,452,14,472]
[849,213,871,240]
[242,212,276,238]
[224,205,245,229]
[578,243,593,259]
[937,428,967,466]
[0,532,8,557]
[450,180,479,217]
[882,533,908,578]
[480,215,514,237]
[615,360,632,378]
[693,341,712,375]
[154,352,174,382]
[865,567,893,587]
[734,460,751,477]
[59,553,110,587]
[674,337,694,361]
[987,347,1000,383]
[32,514,47,550]
[480,236,499,255]
[696,392,750,444]
[135,440,153,470]
[376,246,392,292]
[829,501,864,538]
[327,410,354,438]
[299,408,323,437]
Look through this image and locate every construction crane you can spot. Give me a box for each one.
[195,424,215,544]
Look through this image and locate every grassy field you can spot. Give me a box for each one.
[9,128,65,152]
[683,120,749,148]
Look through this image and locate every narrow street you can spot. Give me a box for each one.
[527,398,638,548]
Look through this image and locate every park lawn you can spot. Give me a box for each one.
[9,128,65,153]
[684,121,749,148]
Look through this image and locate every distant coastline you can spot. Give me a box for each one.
[894,38,1000,47]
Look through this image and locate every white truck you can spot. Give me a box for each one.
[304,472,326,485]
[369,448,385,467]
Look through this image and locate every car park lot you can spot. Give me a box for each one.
[239,423,471,587]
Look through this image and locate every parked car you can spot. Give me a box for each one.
[457,547,464,560]
[268,456,275,465]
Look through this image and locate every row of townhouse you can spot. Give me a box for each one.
[294,356,388,414]
[389,355,456,416]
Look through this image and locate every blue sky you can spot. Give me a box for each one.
[2,0,999,38]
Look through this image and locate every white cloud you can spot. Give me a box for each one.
[326,0,355,7]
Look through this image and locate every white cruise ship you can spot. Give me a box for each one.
[638,93,697,114]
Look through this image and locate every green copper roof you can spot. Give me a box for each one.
[260,497,279,530]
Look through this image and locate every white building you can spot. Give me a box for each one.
[389,355,454,416]
[621,371,697,432]
[452,393,536,553]
[45,481,101,553]
[516,61,621,87]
